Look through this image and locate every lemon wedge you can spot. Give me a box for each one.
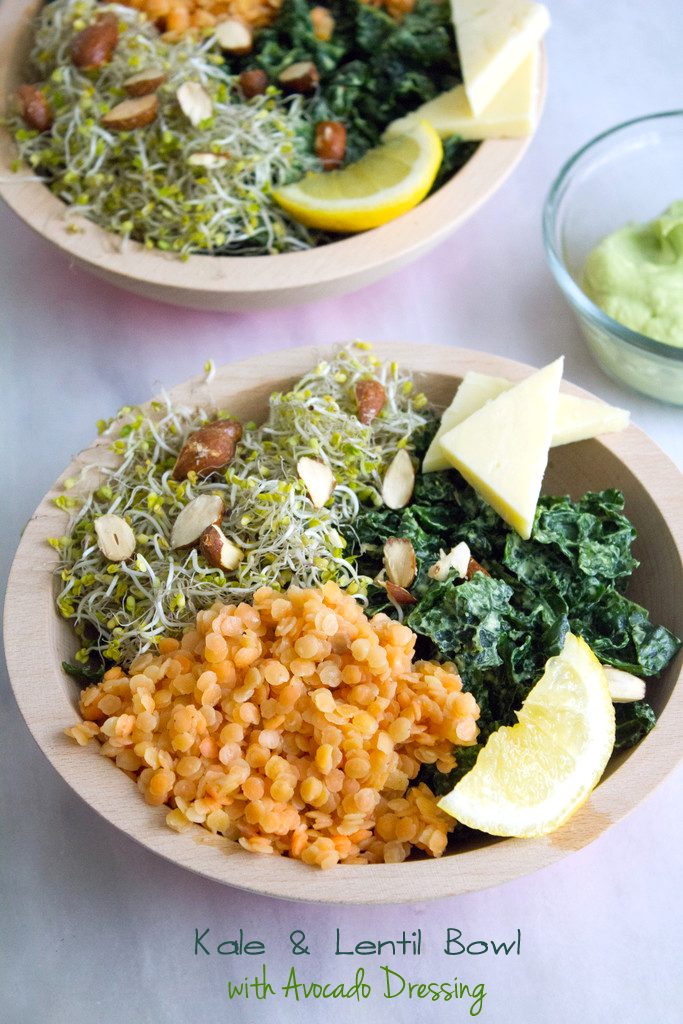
[438,634,615,837]
[273,122,443,232]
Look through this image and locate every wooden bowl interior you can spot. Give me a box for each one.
[0,0,543,310]
[5,344,682,903]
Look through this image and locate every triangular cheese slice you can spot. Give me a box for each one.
[450,0,550,115]
[425,373,629,472]
[552,393,630,446]
[423,373,510,472]
[386,51,539,141]
[438,357,563,538]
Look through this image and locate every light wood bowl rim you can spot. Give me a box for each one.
[0,0,546,306]
[4,343,682,903]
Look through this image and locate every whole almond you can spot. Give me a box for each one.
[71,15,119,71]
[94,514,136,562]
[385,581,417,606]
[173,420,242,480]
[381,450,415,509]
[310,6,335,41]
[199,524,243,571]
[123,68,166,97]
[171,494,224,549]
[215,17,253,55]
[383,537,417,589]
[102,94,158,131]
[278,60,320,94]
[239,68,269,98]
[315,120,346,170]
[355,378,386,424]
[17,84,53,132]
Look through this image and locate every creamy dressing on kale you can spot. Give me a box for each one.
[355,462,681,781]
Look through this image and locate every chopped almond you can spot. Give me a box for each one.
[297,457,336,508]
[171,495,224,549]
[382,450,415,509]
[383,537,417,588]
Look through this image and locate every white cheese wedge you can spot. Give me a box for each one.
[423,373,510,472]
[424,374,630,473]
[386,50,539,141]
[437,357,563,539]
[451,0,550,115]
[552,393,630,446]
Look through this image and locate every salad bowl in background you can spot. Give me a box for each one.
[0,0,546,312]
[3,343,682,904]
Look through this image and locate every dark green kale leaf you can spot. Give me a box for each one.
[354,475,681,759]
[406,574,534,727]
[241,0,475,166]
[62,659,106,685]
[614,700,657,750]
[246,0,351,76]
[531,490,638,583]
[569,588,681,676]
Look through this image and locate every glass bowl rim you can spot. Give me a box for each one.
[542,109,683,364]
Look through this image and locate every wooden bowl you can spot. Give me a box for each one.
[0,0,546,312]
[4,344,682,903]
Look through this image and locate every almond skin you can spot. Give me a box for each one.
[173,420,242,480]
[239,68,269,98]
[17,84,53,132]
[385,581,417,606]
[71,15,119,71]
[278,60,320,94]
[102,94,158,131]
[123,68,166,97]
[315,121,346,170]
[355,379,386,424]
[199,524,243,571]
[466,557,490,579]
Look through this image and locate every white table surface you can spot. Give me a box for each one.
[1,1,682,1021]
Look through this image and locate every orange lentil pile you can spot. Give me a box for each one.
[67,582,479,868]
[117,0,415,39]
[119,0,284,37]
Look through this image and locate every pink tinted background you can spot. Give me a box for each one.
[1,1,682,1020]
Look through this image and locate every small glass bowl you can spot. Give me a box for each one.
[543,111,683,405]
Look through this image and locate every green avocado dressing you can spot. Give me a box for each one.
[582,200,683,347]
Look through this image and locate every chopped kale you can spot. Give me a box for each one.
[236,0,476,166]
[355,476,681,756]
[62,659,106,685]
[614,700,657,750]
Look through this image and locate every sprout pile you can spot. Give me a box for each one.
[10,0,317,255]
[51,344,430,669]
